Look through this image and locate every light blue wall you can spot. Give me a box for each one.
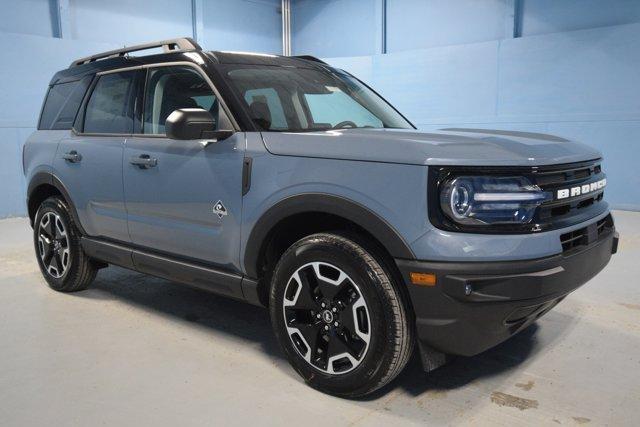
[203,0,282,53]
[292,0,640,52]
[520,0,640,36]
[292,0,380,57]
[67,0,193,45]
[386,0,512,52]
[0,0,55,37]
[294,0,640,210]
[0,0,282,217]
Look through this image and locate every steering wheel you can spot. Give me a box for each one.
[333,120,358,129]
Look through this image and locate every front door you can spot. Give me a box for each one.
[54,69,142,242]
[123,65,244,272]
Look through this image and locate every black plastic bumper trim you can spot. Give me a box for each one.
[396,227,616,357]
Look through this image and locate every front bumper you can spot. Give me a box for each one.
[396,223,618,358]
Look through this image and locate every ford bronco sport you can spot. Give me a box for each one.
[24,38,618,397]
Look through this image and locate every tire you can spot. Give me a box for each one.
[269,233,414,398]
[33,196,97,292]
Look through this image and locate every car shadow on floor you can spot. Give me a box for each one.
[84,266,283,359]
[82,266,562,399]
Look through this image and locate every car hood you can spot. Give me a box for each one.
[260,128,602,166]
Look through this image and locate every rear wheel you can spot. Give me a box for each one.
[33,196,97,292]
[270,233,414,397]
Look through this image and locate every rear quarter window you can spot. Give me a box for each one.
[38,77,92,130]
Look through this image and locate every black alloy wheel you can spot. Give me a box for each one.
[282,261,371,374]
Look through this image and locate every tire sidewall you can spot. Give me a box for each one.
[270,234,400,396]
[33,197,81,290]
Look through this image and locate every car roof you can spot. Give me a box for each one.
[49,50,329,86]
[209,51,327,67]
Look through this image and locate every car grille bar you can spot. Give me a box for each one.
[533,159,607,230]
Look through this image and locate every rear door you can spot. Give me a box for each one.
[123,64,244,271]
[54,69,143,242]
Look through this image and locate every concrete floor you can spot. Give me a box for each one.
[0,212,638,426]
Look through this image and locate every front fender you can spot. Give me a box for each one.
[240,153,429,278]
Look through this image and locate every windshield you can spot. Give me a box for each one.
[225,66,413,132]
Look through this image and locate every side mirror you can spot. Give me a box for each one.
[165,108,233,142]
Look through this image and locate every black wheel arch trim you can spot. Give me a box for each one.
[27,171,86,235]
[243,193,416,279]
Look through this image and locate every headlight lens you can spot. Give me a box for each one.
[439,176,551,225]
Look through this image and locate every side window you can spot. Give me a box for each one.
[39,77,91,130]
[83,71,138,134]
[304,89,382,128]
[244,88,287,130]
[143,66,217,134]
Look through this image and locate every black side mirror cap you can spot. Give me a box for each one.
[165,108,233,141]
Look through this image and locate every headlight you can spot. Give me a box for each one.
[439,176,551,226]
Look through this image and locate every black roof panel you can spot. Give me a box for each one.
[209,51,326,68]
[49,50,330,86]
[209,51,282,65]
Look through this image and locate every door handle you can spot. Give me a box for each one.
[62,150,82,163]
[129,154,157,169]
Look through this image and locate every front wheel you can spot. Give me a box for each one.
[270,233,414,397]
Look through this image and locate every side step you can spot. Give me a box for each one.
[81,237,248,301]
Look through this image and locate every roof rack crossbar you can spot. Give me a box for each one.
[70,37,202,67]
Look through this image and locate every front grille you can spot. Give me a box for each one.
[536,160,606,227]
[560,214,613,253]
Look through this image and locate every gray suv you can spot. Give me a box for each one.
[24,38,618,397]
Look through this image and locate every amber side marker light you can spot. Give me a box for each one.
[410,272,437,286]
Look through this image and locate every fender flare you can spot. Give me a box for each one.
[27,171,86,235]
[243,193,416,278]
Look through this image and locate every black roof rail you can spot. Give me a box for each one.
[293,55,328,65]
[70,37,202,68]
